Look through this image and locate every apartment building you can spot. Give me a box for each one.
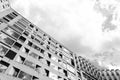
[0,0,85,80]
[101,69,120,80]
[78,56,102,80]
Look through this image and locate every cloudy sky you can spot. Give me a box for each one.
[10,0,120,69]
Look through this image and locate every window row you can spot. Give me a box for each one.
[0,11,18,23]
[0,43,17,60]
[7,66,39,80]
[44,69,67,80]
[15,55,42,74]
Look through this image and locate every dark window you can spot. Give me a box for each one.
[13,42,22,50]
[18,71,32,80]
[23,31,29,36]
[0,60,9,67]
[0,60,9,73]
[63,70,68,77]
[40,49,45,54]
[48,53,51,58]
[12,12,18,17]
[6,14,14,20]
[32,76,39,80]
[45,69,49,77]
[27,41,33,47]
[71,59,75,67]
[18,36,26,43]
[3,17,9,22]
[5,50,17,60]
[30,35,34,39]
[59,53,63,58]
[46,60,50,66]
[29,24,34,28]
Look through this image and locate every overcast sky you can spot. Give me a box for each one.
[10,0,120,69]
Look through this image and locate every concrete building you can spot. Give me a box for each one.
[0,0,85,80]
[101,69,120,80]
[78,56,102,80]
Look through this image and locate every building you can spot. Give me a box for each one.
[0,0,85,80]
[78,56,102,80]
[101,69,120,80]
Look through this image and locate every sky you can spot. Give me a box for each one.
[10,0,120,69]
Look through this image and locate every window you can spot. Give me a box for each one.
[35,65,41,73]
[7,67,20,77]
[3,17,9,22]
[67,64,75,74]
[17,21,27,29]
[63,69,68,77]
[18,71,32,80]
[38,56,44,63]
[5,50,17,60]
[44,69,49,77]
[29,52,39,59]
[29,24,34,28]
[12,24,24,33]
[24,60,36,69]
[58,76,62,80]
[15,56,25,64]
[6,14,14,20]
[46,60,51,66]
[12,12,18,17]
[48,53,51,58]
[0,44,8,57]
[23,30,29,36]
[71,59,75,67]
[0,32,15,46]
[32,76,39,80]
[18,36,26,43]
[21,47,29,54]
[3,27,20,39]
[13,42,22,50]
[0,60,9,73]
[59,53,63,58]
[58,67,63,73]
[40,49,45,54]
[27,41,33,47]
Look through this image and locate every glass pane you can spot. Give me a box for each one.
[5,50,17,60]
[3,27,20,39]
[18,71,32,80]
[29,52,38,59]
[24,60,35,69]
[0,60,9,73]
[0,32,15,46]
[0,44,8,57]
[7,67,20,77]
